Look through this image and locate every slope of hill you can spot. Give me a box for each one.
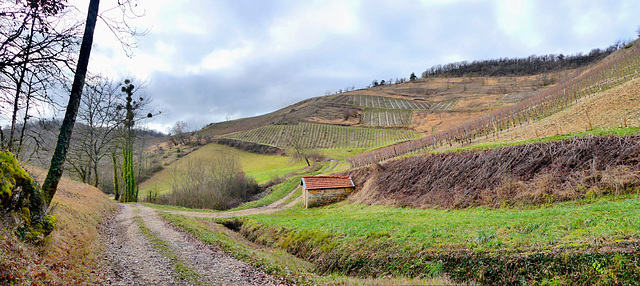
[348,39,640,167]
[199,71,577,138]
[134,40,640,285]
[1,166,116,284]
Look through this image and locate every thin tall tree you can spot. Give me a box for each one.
[42,0,100,205]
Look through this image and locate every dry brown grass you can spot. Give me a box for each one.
[481,77,640,144]
[1,167,116,285]
[411,110,492,134]
[346,136,640,209]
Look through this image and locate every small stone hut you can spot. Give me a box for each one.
[301,175,355,208]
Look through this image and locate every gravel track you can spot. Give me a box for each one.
[101,201,291,285]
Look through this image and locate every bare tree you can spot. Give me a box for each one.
[0,0,81,153]
[170,120,191,146]
[66,75,123,187]
[42,0,147,205]
[159,153,258,210]
[285,130,310,166]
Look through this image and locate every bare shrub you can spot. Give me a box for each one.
[346,136,640,209]
[214,138,285,155]
[154,153,259,210]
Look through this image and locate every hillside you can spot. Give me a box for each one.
[348,39,640,167]
[193,44,635,158]
[198,71,577,136]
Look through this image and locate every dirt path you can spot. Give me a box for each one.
[164,186,302,218]
[101,203,287,285]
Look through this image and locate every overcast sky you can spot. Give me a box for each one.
[84,0,639,133]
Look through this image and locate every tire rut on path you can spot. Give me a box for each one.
[102,203,285,285]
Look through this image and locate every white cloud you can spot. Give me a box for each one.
[197,43,255,72]
[494,0,543,48]
[267,0,361,52]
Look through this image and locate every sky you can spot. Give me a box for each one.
[81,0,639,133]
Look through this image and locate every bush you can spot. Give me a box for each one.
[154,153,260,210]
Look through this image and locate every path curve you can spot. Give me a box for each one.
[164,186,302,218]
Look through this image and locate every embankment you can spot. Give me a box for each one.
[346,135,640,208]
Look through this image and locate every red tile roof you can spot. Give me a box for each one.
[301,176,354,190]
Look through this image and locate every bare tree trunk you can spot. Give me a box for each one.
[93,159,100,187]
[42,0,100,206]
[8,14,36,153]
[17,73,35,157]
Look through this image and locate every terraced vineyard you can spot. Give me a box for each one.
[361,109,412,127]
[330,94,458,110]
[223,122,422,149]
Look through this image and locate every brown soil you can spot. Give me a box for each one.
[411,110,495,134]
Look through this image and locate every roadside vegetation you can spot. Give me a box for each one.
[160,212,456,285]
[1,165,116,284]
[232,194,640,284]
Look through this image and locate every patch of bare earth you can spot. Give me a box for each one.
[101,203,285,285]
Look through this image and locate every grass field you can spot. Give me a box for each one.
[160,213,455,285]
[249,195,640,251]
[236,194,640,284]
[140,143,307,195]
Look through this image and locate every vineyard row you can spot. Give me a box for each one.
[348,45,640,167]
[222,122,422,150]
[362,109,412,127]
[330,94,458,110]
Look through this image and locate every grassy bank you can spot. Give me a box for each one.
[229,162,328,211]
[1,168,117,284]
[159,212,455,285]
[234,195,640,284]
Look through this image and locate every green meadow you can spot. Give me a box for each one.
[140,143,307,194]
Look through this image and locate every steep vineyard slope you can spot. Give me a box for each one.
[199,71,577,138]
[348,40,640,167]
